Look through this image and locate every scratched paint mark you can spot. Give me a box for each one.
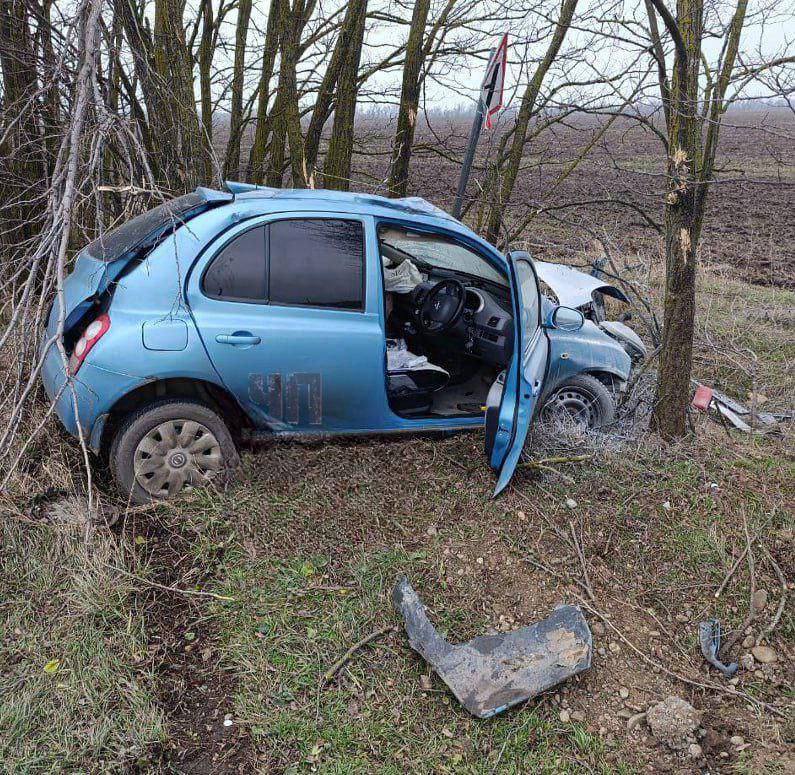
[248,372,321,425]
[286,372,322,425]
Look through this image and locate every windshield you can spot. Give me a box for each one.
[378,226,507,286]
[85,192,207,262]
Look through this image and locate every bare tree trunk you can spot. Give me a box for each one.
[248,0,281,184]
[484,0,578,242]
[223,0,253,180]
[649,0,702,437]
[387,0,431,198]
[116,0,209,188]
[322,0,367,190]
[198,0,215,159]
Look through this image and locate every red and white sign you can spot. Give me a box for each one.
[480,34,508,129]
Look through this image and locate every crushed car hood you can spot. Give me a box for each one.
[535,261,628,309]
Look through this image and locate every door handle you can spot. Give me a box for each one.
[532,379,542,396]
[216,332,261,346]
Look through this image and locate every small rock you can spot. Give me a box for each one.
[592,622,606,636]
[675,613,689,623]
[662,501,671,511]
[729,677,739,686]
[597,647,606,657]
[476,557,484,565]
[608,642,621,654]
[571,710,585,723]
[517,510,526,521]
[730,735,745,747]
[751,645,777,664]
[559,710,571,723]
[688,743,702,759]
[419,675,433,691]
[719,751,729,758]
[426,525,438,536]
[751,589,768,614]
[740,653,755,671]
[741,634,755,649]
[646,697,702,751]
[619,687,629,699]
[754,669,765,679]
[565,498,578,509]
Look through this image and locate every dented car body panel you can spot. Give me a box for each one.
[393,577,593,718]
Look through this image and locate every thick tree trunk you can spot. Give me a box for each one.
[484,0,578,243]
[322,0,367,190]
[386,0,431,198]
[223,0,253,180]
[651,0,704,438]
[116,0,209,189]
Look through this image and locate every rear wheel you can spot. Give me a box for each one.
[110,400,239,504]
[540,374,615,430]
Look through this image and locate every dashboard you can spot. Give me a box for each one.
[398,280,514,365]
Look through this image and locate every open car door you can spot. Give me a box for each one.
[484,252,549,496]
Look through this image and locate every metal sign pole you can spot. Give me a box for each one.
[452,96,485,219]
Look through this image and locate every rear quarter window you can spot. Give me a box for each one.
[85,193,207,262]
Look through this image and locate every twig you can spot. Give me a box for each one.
[714,511,777,598]
[102,562,235,602]
[569,520,595,601]
[756,544,787,647]
[518,454,592,468]
[720,511,756,656]
[321,624,397,685]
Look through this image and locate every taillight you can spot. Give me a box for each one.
[68,313,110,375]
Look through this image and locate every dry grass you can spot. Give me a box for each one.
[0,262,792,772]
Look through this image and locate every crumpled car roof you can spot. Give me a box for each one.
[535,261,628,308]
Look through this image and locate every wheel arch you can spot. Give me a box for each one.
[99,376,251,459]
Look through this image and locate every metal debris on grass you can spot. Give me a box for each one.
[697,618,738,678]
[393,576,592,718]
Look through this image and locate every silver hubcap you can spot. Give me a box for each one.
[134,419,223,497]
[543,388,601,429]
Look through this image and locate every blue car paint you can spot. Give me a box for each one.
[41,185,629,494]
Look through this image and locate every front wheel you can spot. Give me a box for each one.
[110,400,239,504]
[540,374,616,430]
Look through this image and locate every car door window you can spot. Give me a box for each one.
[515,258,541,349]
[269,219,364,310]
[202,225,267,302]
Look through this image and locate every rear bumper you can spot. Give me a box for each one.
[40,342,146,453]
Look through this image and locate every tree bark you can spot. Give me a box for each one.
[248,0,281,184]
[223,0,253,180]
[386,0,431,197]
[322,0,368,190]
[650,0,704,438]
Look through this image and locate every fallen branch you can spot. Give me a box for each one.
[569,520,595,601]
[518,454,592,469]
[103,562,235,602]
[756,544,787,647]
[321,624,397,685]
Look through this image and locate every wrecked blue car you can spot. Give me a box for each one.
[41,184,636,503]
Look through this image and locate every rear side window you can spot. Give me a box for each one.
[85,193,207,262]
[269,219,364,310]
[203,226,267,301]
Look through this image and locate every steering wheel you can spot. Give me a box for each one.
[416,278,466,334]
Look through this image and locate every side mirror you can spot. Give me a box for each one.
[545,305,585,332]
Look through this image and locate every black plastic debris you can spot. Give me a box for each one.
[698,618,738,678]
[393,576,593,718]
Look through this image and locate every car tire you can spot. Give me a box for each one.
[540,374,616,430]
[110,399,239,504]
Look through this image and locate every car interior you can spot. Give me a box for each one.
[378,224,515,419]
